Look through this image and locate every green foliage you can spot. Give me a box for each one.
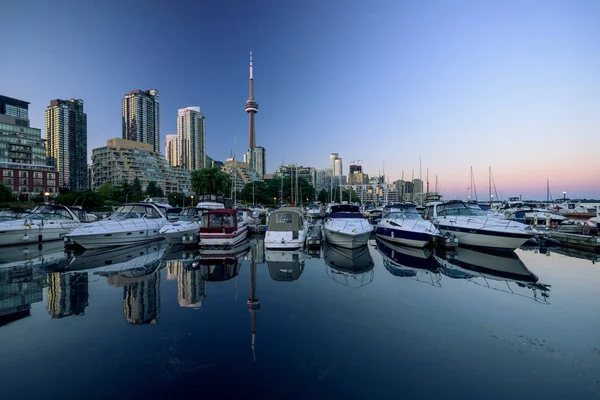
[240,180,270,205]
[318,189,329,204]
[98,182,119,201]
[0,183,12,202]
[145,181,164,198]
[53,190,105,209]
[131,178,143,202]
[191,167,231,196]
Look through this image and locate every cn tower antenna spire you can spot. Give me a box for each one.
[245,48,258,149]
[250,48,253,80]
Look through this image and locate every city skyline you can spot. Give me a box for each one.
[1,0,598,199]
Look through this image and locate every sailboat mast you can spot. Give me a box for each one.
[489,166,492,203]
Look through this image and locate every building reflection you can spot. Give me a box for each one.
[166,261,206,308]
[0,265,44,326]
[46,272,89,318]
[121,274,161,325]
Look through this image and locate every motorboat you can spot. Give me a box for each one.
[265,249,305,281]
[196,194,226,210]
[0,205,88,246]
[65,203,170,249]
[142,196,173,209]
[264,207,309,250]
[423,200,535,251]
[323,242,374,288]
[237,208,260,226]
[323,204,373,249]
[198,209,248,247]
[159,207,203,244]
[375,203,440,248]
[306,203,323,220]
[556,219,598,235]
[249,204,267,217]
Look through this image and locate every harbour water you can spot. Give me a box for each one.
[1,238,599,399]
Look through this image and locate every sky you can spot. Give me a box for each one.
[1,0,599,200]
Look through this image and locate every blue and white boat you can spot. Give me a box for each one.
[376,203,440,248]
[323,204,373,249]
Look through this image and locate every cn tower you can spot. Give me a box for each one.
[245,49,259,150]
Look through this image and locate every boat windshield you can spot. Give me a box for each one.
[108,205,163,220]
[19,206,75,220]
[386,210,421,220]
[439,202,486,217]
[201,213,235,228]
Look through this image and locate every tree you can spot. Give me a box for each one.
[145,181,164,198]
[98,182,116,200]
[0,183,12,202]
[131,178,143,202]
[191,167,231,196]
[240,180,269,205]
[318,189,329,204]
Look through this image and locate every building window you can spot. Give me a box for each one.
[19,178,28,185]
[19,186,28,193]
[3,178,14,185]
[19,171,28,178]
[34,179,43,186]
[2,170,13,177]
[47,180,56,187]
[48,173,56,179]
[34,172,43,179]
[33,186,43,193]
[48,187,55,193]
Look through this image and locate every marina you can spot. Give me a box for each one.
[0,235,599,399]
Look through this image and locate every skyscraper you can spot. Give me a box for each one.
[122,89,160,153]
[329,153,339,172]
[45,98,88,190]
[177,106,206,170]
[165,133,179,167]
[334,158,343,176]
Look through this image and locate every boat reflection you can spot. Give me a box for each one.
[194,241,250,282]
[435,247,551,303]
[0,241,71,270]
[323,242,374,288]
[265,249,305,282]
[376,238,442,287]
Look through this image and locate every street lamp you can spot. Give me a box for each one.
[44,192,50,204]
[563,191,566,202]
[490,194,494,204]
[191,195,194,208]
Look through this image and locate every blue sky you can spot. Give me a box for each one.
[2,0,599,199]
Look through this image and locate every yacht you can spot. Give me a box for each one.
[423,201,535,251]
[65,203,170,249]
[0,204,87,246]
[196,194,226,210]
[306,203,323,220]
[198,209,248,247]
[376,203,440,248]
[323,204,373,249]
[142,197,172,209]
[264,207,309,250]
[159,207,203,244]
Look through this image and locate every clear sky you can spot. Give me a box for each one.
[2,0,599,200]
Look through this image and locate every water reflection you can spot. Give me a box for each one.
[323,242,375,288]
[0,241,71,270]
[376,238,442,287]
[265,249,305,282]
[0,264,44,326]
[46,272,89,318]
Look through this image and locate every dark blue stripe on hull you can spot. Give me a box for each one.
[375,226,433,243]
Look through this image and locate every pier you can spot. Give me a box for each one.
[546,232,600,253]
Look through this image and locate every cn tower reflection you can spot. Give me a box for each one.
[247,239,262,361]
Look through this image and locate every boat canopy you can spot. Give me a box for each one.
[107,203,166,220]
[329,204,363,218]
[200,209,238,229]
[267,207,304,232]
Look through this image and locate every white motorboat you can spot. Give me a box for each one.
[264,207,309,250]
[306,203,323,220]
[423,201,535,251]
[198,209,248,247]
[196,194,226,210]
[323,204,373,249]
[376,203,440,248]
[159,207,203,244]
[265,249,306,281]
[65,203,170,249]
[237,208,260,226]
[249,204,267,217]
[0,205,87,246]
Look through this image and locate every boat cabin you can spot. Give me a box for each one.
[329,204,364,218]
[106,203,167,220]
[267,207,305,238]
[423,200,486,219]
[200,209,239,233]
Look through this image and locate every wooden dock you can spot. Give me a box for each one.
[546,232,600,252]
[306,225,322,247]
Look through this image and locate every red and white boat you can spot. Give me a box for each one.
[198,209,248,247]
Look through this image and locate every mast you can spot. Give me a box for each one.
[489,166,492,203]
[426,168,429,200]
[419,156,422,205]
[280,159,284,206]
[234,134,237,205]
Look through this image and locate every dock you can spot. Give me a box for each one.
[306,225,322,247]
[546,232,600,252]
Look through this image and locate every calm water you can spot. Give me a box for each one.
[1,237,599,399]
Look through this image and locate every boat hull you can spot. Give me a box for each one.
[199,226,248,247]
[437,224,531,251]
[375,226,434,248]
[0,226,73,246]
[264,229,307,250]
[160,222,200,244]
[323,228,371,249]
